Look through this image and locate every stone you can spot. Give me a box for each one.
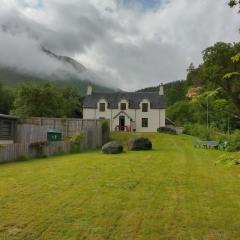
[102,141,123,154]
[128,137,152,151]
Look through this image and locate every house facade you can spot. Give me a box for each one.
[82,84,166,132]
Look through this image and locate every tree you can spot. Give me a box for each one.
[0,82,14,114]
[11,82,81,118]
[201,42,240,115]
[60,86,82,118]
[229,0,240,9]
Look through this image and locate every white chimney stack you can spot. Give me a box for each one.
[159,83,164,96]
[87,84,92,96]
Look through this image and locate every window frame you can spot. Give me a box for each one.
[142,118,148,128]
[142,103,148,112]
[120,103,127,111]
[99,103,106,112]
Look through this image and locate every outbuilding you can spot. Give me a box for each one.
[0,114,18,145]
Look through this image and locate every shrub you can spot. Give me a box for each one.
[17,155,29,162]
[157,127,177,135]
[101,120,110,143]
[70,132,84,153]
[183,124,221,140]
[226,130,240,152]
[29,141,48,157]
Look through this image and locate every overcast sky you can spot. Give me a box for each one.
[0,0,239,91]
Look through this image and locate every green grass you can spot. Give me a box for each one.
[1,133,240,240]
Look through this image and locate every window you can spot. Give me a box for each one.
[0,120,13,138]
[99,103,106,112]
[142,103,148,112]
[120,103,127,110]
[142,118,148,128]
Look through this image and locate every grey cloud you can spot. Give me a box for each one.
[0,0,239,90]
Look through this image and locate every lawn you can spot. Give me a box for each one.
[0,132,240,240]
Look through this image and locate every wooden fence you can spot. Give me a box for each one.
[19,117,102,139]
[0,118,110,163]
[0,129,102,163]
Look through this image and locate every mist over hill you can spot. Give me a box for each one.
[0,47,116,95]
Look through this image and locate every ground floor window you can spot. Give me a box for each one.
[142,118,148,128]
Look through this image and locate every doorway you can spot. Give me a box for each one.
[119,116,125,131]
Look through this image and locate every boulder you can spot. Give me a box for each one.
[102,141,123,154]
[128,137,152,151]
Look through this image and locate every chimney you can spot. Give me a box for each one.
[87,84,92,96]
[159,83,164,96]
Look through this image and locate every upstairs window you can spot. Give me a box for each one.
[99,103,106,112]
[120,103,127,110]
[142,118,148,128]
[142,103,148,112]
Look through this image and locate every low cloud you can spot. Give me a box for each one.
[0,0,239,90]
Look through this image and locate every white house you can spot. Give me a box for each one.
[82,84,166,132]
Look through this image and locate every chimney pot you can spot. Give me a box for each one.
[87,84,92,96]
[159,83,164,96]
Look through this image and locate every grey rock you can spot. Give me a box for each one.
[102,141,123,154]
[128,137,152,151]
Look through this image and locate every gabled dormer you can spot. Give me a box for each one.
[118,99,129,111]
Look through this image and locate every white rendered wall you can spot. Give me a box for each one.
[83,98,166,132]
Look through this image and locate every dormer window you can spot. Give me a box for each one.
[100,103,106,112]
[120,103,127,110]
[142,103,148,112]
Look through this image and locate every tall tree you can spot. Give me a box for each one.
[201,42,240,115]
[229,0,240,9]
[11,82,81,118]
[0,82,14,114]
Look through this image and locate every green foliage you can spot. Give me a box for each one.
[226,130,240,152]
[229,0,240,9]
[167,100,206,126]
[69,133,84,153]
[101,120,109,133]
[11,81,81,118]
[183,124,221,141]
[29,141,48,157]
[101,120,110,143]
[0,81,14,114]
[17,155,29,162]
[201,42,240,114]
[138,80,188,106]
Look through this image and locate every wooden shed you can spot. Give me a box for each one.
[0,114,18,145]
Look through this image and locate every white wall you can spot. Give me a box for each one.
[83,99,165,132]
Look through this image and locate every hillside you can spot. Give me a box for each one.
[0,48,115,95]
[137,80,188,106]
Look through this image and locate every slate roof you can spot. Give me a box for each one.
[83,92,166,109]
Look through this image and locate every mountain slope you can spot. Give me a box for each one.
[0,48,115,95]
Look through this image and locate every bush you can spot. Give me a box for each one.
[226,130,240,152]
[17,155,29,162]
[70,132,84,153]
[101,120,110,143]
[157,127,177,135]
[183,124,222,140]
[29,141,48,157]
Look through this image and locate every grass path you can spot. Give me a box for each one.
[0,133,240,240]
